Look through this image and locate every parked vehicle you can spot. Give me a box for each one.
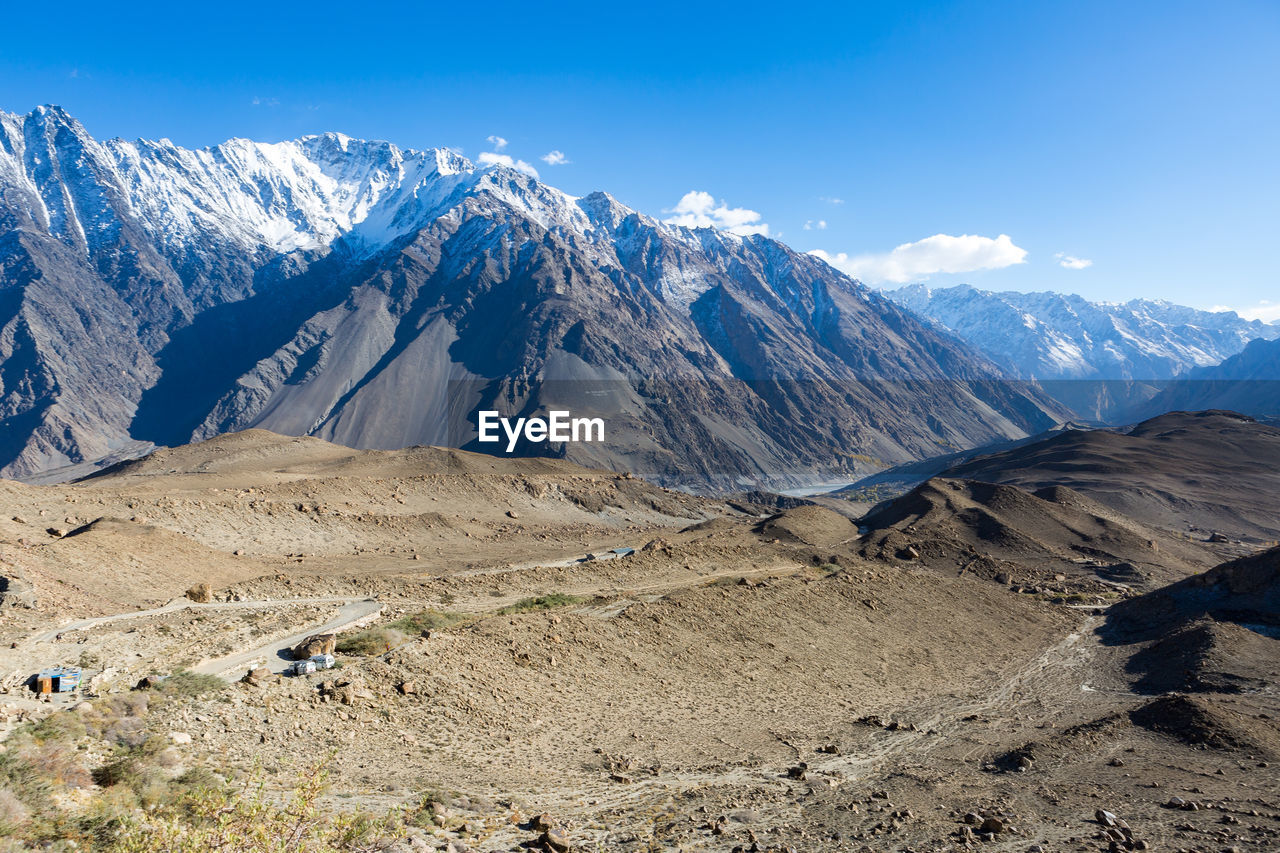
[289,659,316,676]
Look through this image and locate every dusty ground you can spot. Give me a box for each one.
[0,429,1277,852]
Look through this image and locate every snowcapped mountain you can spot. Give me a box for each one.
[0,105,1065,487]
[888,284,1280,420]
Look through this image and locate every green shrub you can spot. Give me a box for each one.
[109,761,402,852]
[337,609,465,656]
[386,609,465,634]
[498,593,584,614]
[28,710,87,743]
[153,670,225,698]
[335,627,405,656]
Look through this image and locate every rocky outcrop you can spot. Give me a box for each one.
[292,634,337,660]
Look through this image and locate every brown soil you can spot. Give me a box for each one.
[0,429,1277,852]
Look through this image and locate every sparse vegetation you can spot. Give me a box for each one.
[153,670,227,698]
[335,628,404,656]
[110,761,408,852]
[336,608,466,656]
[497,592,585,614]
[386,608,466,634]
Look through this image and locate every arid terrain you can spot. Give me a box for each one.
[0,421,1277,852]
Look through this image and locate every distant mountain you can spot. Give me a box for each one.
[926,410,1280,541]
[887,284,1279,420]
[0,105,1064,488]
[1137,337,1280,420]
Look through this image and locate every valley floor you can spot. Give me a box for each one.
[0,431,1276,852]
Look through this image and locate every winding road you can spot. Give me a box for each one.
[29,596,384,681]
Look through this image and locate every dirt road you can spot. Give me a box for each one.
[192,598,384,679]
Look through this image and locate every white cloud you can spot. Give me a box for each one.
[809,233,1028,284]
[1055,252,1093,270]
[541,150,570,166]
[663,190,769,237]
[251,96,280,107]
[486,135,508,151]
[803,220,827,231]
[819,196,845,205]
[477,151,539,178]
[1216,300,1280,324]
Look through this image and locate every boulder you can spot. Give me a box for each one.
[321,680,357,705]
[292,634,336,660]
[0,576,37,609]
[242,666,273,686]
[186,583,213,603]
[540,827,570,852]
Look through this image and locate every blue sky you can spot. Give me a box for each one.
[2,1,1276,319]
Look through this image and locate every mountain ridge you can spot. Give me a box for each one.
[0,105,1063,488]
[888,283,1279,420]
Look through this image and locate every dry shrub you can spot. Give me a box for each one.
[0,788,28,834]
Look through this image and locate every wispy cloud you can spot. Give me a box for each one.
[663,191,769,237]
[810,233,1027,284]
[819,196,845,205]
[803,220,827,231]
[251,96,280,107]
[1054,252,1093,270]
[541,150,570,166]
[1213,300,1280,324]
[477,151,539,178]
[486,135,508,151]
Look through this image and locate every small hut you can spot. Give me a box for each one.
[35,667,82,695]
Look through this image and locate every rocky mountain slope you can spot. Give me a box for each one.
[2,426,1277,851]
[1136,336,1280,419]
[930,410,1280,541]
[0,105,1065,488]
[888,284,1279,420]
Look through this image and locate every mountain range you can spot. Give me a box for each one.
[0,105,1065,488]
[1136,337,1280,420]
[888,284,1280,420]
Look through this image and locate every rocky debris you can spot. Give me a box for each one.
[291,634,336,660]
[396,681,416,695]
[506,510,520,519]
[318,679,371,706]
[46,527,67,538]
[241,666,273,686]
[185,583,213,603]
[0,574,37,609]
[979,816,1005,833]
[539,826,570,852]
